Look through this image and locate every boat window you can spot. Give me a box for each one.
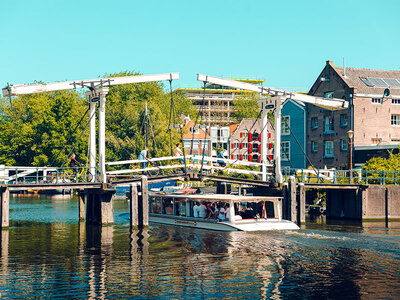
[175,199,186,216]
[150,197,162,214]
[162,197,173,215]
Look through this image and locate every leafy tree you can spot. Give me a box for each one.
[0,89,88,166]
[104,71,195,161]
[231,93,261,122]
[362,150,400,172]
[0,71,196,167]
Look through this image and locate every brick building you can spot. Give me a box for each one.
[307,60,400,168]
[229,118,274,163]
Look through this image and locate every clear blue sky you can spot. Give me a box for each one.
[1,0,399,94]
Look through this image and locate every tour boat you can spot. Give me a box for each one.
[149,193,300,231]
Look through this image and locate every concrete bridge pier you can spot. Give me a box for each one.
[85,188,115,225]
[0,187,9,228]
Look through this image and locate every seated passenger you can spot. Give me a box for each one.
[205,202,216,219]
[241,203,255,219]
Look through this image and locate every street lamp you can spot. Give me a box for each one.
[347,130,354,183]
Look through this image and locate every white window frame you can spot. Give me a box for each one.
[371,98,382,105]
[391,115,400,126]
[392,99,400,105]
[281,116,290,136]
[324,141,334,158]
[281,141,290,161]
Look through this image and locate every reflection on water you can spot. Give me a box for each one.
[0,195,399,299]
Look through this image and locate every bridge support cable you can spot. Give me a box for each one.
[105,102,140,158]
[199,80,210,176]
[61,103,100,168]
[167,79,188,177]
[50,106,91,167]
[281,116,321,182]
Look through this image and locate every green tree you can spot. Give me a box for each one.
[0,89,88,166]
[231,93,260,122]
[104,71,195,161]
[362,150,400,172]
[0,71,196,167]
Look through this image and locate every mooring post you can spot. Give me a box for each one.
[141,176,149,227]
[298,183,306,224]
[130,183,139,228]
[0,187,9,228]
[78,190,85,221]
[289,176,297,223]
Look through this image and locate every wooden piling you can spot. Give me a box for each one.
[298,183,306,224]
[130,183,139,228]
[1,187,9,228]
[289,176,297,223]
[78,191,85,221]
[141,176,149,227]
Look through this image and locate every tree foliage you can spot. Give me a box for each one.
[0,71,195,167]
[362,150,400,172]
[231,93,260,122]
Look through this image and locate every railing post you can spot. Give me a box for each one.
[333,170,337,184]
[36,167,39,183]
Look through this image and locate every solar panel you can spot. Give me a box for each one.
[367,77,388,87]
[382,78,400,88]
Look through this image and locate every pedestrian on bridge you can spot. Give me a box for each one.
[139,147,149,170]
[175,143,184,164]
[69,154,81,168]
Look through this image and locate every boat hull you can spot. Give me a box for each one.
[150,214,300,231]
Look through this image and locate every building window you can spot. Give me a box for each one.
[311,117,318,130]
[340,114,348,127]
[392,99,400,105]
[281,141,290,161]
[391,115,400,126]
[324,116,334,134]
[281,116,290,135]
[340,140,348,151]
[312,141,318,153]
[324,141,334,158]
[371,98,382,104]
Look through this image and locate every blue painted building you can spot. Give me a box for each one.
[280,99,307,170]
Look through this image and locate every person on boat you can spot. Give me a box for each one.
[193,202,200,217]
[199,201,206,218]
[217,204,226,221]
[241,203,255,219]
[224,203,230,220]
[205,202,216,219]
[69,153,80,168]
[138,146,149,170]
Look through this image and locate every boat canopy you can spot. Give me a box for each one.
[150,193,281,203]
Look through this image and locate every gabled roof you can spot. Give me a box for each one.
[329,61,400,95]
[182,120,209,139]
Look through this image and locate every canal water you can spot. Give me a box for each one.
[1,194,399,299]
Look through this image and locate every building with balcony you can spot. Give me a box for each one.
[175,79,266,126]
[307,60,400,168]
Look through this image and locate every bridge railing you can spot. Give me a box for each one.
[283,168,400,185]
[106,155,274,180]
[0,165,99,184]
